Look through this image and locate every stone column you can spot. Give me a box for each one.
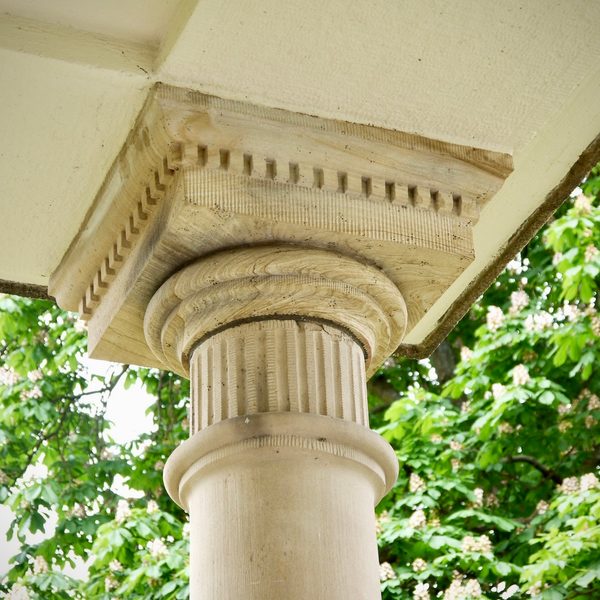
[164,320,397,599]
[144,246,405,599]
[48,85,504,600]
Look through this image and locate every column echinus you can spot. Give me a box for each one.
[49,85,512,600]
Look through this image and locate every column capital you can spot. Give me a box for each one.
[48,83,511,371]
[143,246,406,378]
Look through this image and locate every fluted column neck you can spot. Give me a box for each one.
[189,319,368,433]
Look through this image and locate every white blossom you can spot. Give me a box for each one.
[560,476,580,494]
[460,346,473,361]
[183,521,191,537]
[462,534,493,554]
[154,460,165,471]
[492,383,507,400]
[27,370,43,382]
[105,576,118,592]
[464,579,482,598]
[451,458,461,471]
[147,499,159,514]
[506,257,524,274]
[535,500,549,515]
[588,394,600,410]
[524,311,553,332]
[0,366,19,386]
[562,303,580,322]
[473,488,484,508]
[443,579,461,600]
[558,421,573,432]
[22,386,42,400]
[6,584,29,600]
[137,439,152,454]
[512,364,530,386]
[443,577,482,600]
[21,464,47,484]
[580,472,599,492]
[412,557,427,572]
[408,509,427,529]
[379,561,396,582]
[498,422,514,434]
[509,290,529,314]
[73,318,87,333]
[0,469,9,485]
[109,559,123,571]
[552,252,564,266]
[557,403,572,416]
[585,244,599,263]
[449,440,463,451]
[574,193,593,214]
[32,555,48,574]
[430,434,443,443]
[592,316,600,336]
[414,581,430,600]
[486,306,504,332]
[115,499,131,523]
[409,473,426,493]
[100,447,115,460]
[486,492,500,508]
[527,582,542,597]
[501,584,521,599]
[585,415,597,429]
[147,538,168,559]
[71,503,86,518]
[578,388,591,402]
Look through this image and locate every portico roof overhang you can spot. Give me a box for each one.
[1,0,599,358]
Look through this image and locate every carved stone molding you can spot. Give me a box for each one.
[144,245,406,377]
[48,83,512,370]
[165,411,398,510]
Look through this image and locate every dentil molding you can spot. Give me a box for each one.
[49,84,512,370]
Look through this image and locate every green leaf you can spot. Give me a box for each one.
[493,561,514,576]
[428,535,462,550]
[554,344,568,367]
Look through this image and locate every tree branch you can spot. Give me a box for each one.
[10,365,129,484]
[368,377,401,415]
[503,455,563,484]
[429,340,457,384]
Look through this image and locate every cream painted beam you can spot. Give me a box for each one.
[0,13,155,75]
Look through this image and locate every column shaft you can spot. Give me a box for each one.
[163,320,398,600]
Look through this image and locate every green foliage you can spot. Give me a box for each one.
[377,168,600,600]
[0,301,190,598]
[0,167,599,598]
